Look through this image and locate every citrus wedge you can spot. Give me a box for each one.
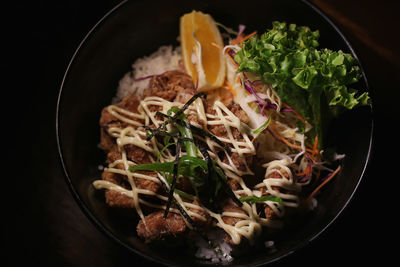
[180,11,226,91]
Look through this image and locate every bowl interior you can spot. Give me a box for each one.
[57,0,372,266]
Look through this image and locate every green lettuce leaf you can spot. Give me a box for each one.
[234,21,371,146]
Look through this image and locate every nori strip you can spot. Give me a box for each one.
[143,125,194,143]
[155,111,231,153]
[146,92,206,141]
[194,139,243,208]
[164,142,181,219]
[215,167,243,207]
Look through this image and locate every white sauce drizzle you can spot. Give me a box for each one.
[93,92,306,245]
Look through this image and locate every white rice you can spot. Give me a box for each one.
[194,229,233,263]
[308,197,318,210]
[264,240,277,254]
[114,45,182,102]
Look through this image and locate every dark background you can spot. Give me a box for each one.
[4,0,398,266]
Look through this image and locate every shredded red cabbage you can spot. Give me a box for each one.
[297,155,314,183]
[281,106,294,112]
[237,24,246,38]
[227,47,294,114]
[250,79,263,86]
[134,71,169,81]
[320,169,337,182]
[242,73,294,113]
[242,73,270,115]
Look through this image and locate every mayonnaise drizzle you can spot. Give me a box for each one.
[93,94,305,245]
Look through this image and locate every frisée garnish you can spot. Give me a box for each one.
[234,21,371,147]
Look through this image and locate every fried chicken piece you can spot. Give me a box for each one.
[137,210,187,242]
[262,169,288,220]
[99,93,143,152]
[220,198,246,244]
[142,70,195,101]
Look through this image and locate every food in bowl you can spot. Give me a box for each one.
[92,11,370,262]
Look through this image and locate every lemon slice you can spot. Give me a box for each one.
[180,11,226,91]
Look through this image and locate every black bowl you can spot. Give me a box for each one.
[56,0,373,266]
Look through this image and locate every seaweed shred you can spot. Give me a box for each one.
[194,139,243,208]
[146,92,206,141]
[155,111,231,153]
[164,141,181,219]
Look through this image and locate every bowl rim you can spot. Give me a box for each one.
[55,0,374,266]
[55,0,156,263]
